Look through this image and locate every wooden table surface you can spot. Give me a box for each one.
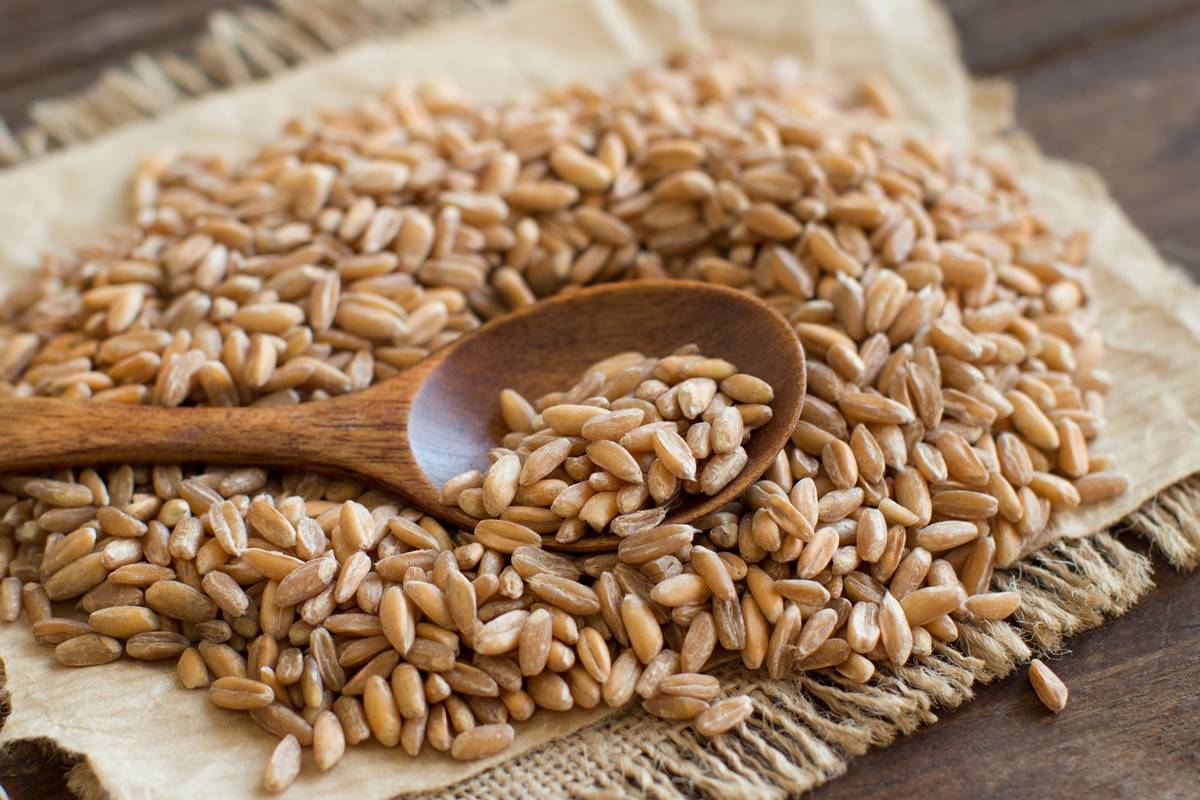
[0,1,1197,798]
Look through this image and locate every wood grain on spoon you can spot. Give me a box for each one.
[0,281,805,540]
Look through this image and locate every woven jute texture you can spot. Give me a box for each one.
[0,1,1197,798]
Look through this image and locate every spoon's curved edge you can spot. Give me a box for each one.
[657,285,806,529]
[542,535,622,553]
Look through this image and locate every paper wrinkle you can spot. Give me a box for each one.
[0,0,1198,796]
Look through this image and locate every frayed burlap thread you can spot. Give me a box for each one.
[1006,532,1156,651]
[0,0,504,165]
[1125,475,1200,570]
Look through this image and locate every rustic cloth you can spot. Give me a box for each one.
[0,1,1197,798]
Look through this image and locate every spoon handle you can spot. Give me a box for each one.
[0,392,402,478]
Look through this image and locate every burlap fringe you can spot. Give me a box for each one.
[1124,474,1200,570]
[0,0,1197,795]
[0,0,503,166]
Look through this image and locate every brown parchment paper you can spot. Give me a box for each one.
[1,0,1198,797]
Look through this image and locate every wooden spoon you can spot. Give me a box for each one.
[0,280,805,549]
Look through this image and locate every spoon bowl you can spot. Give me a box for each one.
[0,281,805,542]
[406,280,806,533]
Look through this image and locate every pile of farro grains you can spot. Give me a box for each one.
[0,49,1127,792]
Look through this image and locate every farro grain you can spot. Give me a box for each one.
[676,610,715,672]
[818,487,864,523]
[32,617,93,646]
[915,521,979,552]
[400,712,429,757]
[621,593,663,664]
[690,545,736,602]
[1029,659,1069,712]
[617,524,695,565]
[363,675,402,747]
[274,556,338,607]
[340,650,400,696]
[20,585,52,628]
[473,609,529,656]
[210,676,276,710]
[774,579,830,607]
[527,670,573,711]
[658,672,721,702]
[109,562,172,586]
[424,703,453,752]
[262,734,302,794]
[177,646,211,688]
[700,448,749,496]
[473,519,542,553]
[483,454,522,517]
[765,604,801,680]
[1007,391,1060,451]
[87,605,160,639]
[1074,471,1128,504]
[792,609,840,662]
[962,537,997,597]
[44,553,110,601]
[337,637,390,669]
[652,428,698,482]
[878,592,913,668]
[846,601,881,654]
[450,723,515,761]
[527,573,600,615]
[23,479,93,507]
[835,651,876,683]
[1029,471,1083,510]
[518,607,553,677]
[311,710,345,771]
[54,633,122,667]
[199,641,248,679]
[576,626,613,684]
[247,501,298,549]
[766,494,814,542]
[0,576,21,622]
[649,573,709,607]
[582,408,645,442]
[403,580,454,631]
[563,664,601,709]
[40,526,97,576]
[795,527,839,579]
[332,696,372,747]
[689,695,751,738]
[509,546,580,581]
[911,625,934,657]
[888,547,932,600]
[796,637,852,670]
[964,591,1021,620]
[242,548,304,581]
[900,585,966,627]
[632,649,679,701]
[39,505,100,534]
[385,664,425,721]
[643,693,709,721]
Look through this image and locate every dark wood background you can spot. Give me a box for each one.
[0,1,1197,798]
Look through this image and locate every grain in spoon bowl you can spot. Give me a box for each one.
[0,48,1125,793]
[442,346,773,541]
